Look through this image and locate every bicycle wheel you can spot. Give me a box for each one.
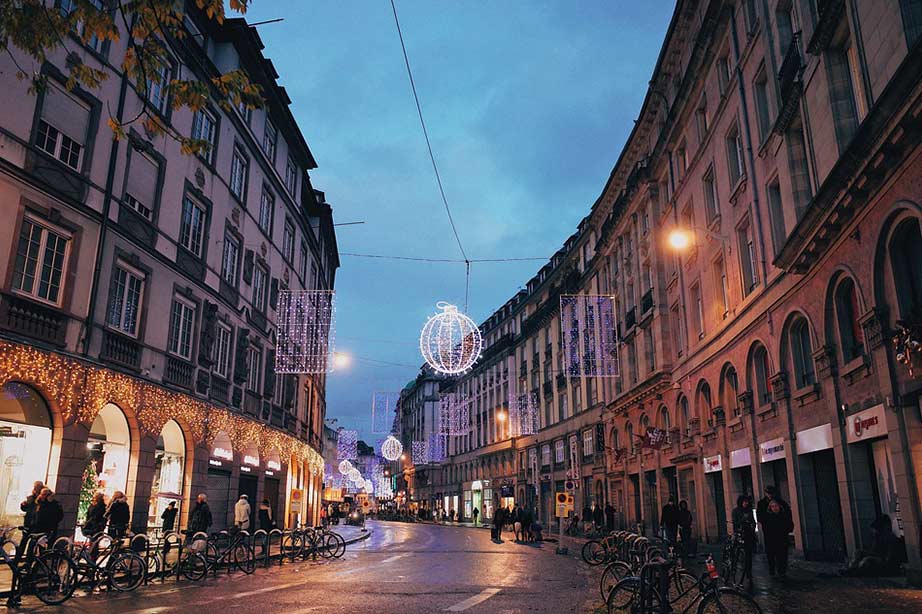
[330,532,346,558]
[29,550,77,605]
[599,561,632,600]
[317,534,337,559]
[668,570,700,613]
[180,552,207,581]
[606,577,639,614]
[582,540,607,565]
[283,532,304,561]
[234,544,256,574]
[108,551,145,591]
[697,587,762,614]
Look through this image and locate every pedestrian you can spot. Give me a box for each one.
[161,501,178,534]
[492,505,505,541]
[320,504,328,527]
[605,502,615,531]
[522,506,534,542]
[582,504,592,535]
[677,500,693,555]
[20,480,44,531]
[761,499,793,577]
[187,493,213,544]
[512,504,523,541]
[592,503,604,533]
[105,491,131,539]
[83,491,107,538]
[234,494,251,531]
[732,495,757,585]
[472,507,479,526]
[841,515,906,576]
[9,487,61,608]
[258,498,273,531]
[756,485,789,527]
[660,497,678,544]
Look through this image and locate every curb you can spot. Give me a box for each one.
[343,530,372,545]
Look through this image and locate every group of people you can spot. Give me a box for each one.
[492,503,541,542]
[730,485,794,586]
[659,497,694,547]
[19,481,64,538]
[82,489,132,539]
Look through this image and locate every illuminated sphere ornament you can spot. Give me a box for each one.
[348,468,362,482]
[419,302,483,375]
[381,435,403,462]
[338,460,352,475]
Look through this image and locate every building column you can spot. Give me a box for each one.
[128,434,157,534]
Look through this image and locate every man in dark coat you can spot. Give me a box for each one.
[660,497,679,544]
[492,505,505,541]
[592,503,604,532]
[188,493,213,539]
[32,488,64,538]
[161,501,178,533]
[605,503,615,531]
[20,481,44,531]
[761,499,794,576]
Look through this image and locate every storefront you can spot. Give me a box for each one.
[796,423,846,560]
[87,403,131,500]
[148,419,185,533]
[206,431,234,531]
[264,451,282,526]
[0,383,53,528]
[759,436,790,502]
[703,454,726,541]
[499,482,514,511]
[443,494,460,517]
[846,405,902,548]
[730,447,753,500]
[237,443,260,529]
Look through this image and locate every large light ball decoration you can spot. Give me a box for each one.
[348,468,362,482]
[338,460,353,475]
[381,435,403,461]
[419,302,483,375]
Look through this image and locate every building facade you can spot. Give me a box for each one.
[401,0,922,581]
[396,368,441,514]
[0,5,337,535]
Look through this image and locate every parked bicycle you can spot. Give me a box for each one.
[600,540,684,601]
[0,527,77,606]
[65,532,146,593]
[199,529,256,575]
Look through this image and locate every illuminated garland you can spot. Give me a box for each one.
[0,340,324,475]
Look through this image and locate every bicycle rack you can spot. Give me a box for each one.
[129,534,151,585]
[268,529,283,568]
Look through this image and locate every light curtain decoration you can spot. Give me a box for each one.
[411,440,430,464]
[559,294,619,377]
[509,390,539,437]
[371,391,399,434]
[438,391,470,436]
[337,429,358,460]
[275,290,336,374]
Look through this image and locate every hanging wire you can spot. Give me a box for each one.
[339,252,547,263]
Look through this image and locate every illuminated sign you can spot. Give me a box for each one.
[209,459,223,467]
[212,447,233,461]
[240,466,251,473]
[265,471,275,477]
[267,460,282,471]
[243,454,260,467]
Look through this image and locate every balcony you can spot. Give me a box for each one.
[806,0,846,55]
[0,292,69,346]
[774,33,804,135]
[100,329,141,371]
[163,356,194,390]
[210,376,230,404]
[641,289,654,314]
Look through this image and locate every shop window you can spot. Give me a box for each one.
[0,382,53,527]
[11,216,71,306]
[149,420,185,532]
[789,316,816,388]
[36,82,89,170]
[86,403,131,503]
[834,277,864,362]
[889,218,922,320]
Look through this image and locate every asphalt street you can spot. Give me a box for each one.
[23,521,597,614]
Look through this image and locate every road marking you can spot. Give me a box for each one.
[121,581,306,613]
[381,554,405,564]
[445,588,502,611]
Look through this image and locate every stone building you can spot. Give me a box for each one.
[0,5,337,535]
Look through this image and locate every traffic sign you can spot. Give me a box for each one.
[564,479,575,492]
[555,492,574,517]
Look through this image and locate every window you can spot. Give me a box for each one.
[676,142,687,180]
[220,233,240,285]
[695,95,709,141]
[285,156,299,196]
[738,219,758,295]
[191,108,217,163]
[146,61,170,114]
[901,0,922,46]
[786,115,813,218]
[106,263,145,337]
[790,317,815,388]
[554,440,565,464]
[262,118,277,161]
[754,68,772,141]
[644,326,656,372]
[237,99,252,124]
[168,297,195,360]
[626,422,635,452]
[213,323,232,378]
[678,396,690,436]
[750,344,772,406]
[230,146,248,201]
[827,23,867,151]
[835,278,864,362]
[36,84,89,170]
[703,166,719,224]
[659,406,671,431]
[691,281,704,338]
[179,196,206,258]
[124,147,159,220]
[60,0,105,52]
[246,346,263,392]
[716,55,731,95]
[299,242,308,281]
[558,392,567,422]
[258,187,274,234]
[541,443,551,467]
[252,264,268,312]
[725,122,744,186]
[11,217,70,305]
[582,429,594,457]
[714,257,729,319]
[767,180,787,255]
[573,384,582,412]
[283,219,295,262]
[744,0,759,32]
[723,366,740,415]
[889,218,922,319]
[671,303,686,357]
[777,4,794,53]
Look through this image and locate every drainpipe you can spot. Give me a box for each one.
[81,70,129,356]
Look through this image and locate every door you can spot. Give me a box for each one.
[264,477,280,528]
[206,469,232,532]
[238,474,258,529]
[706,472,727,541]
[799,449,846,561]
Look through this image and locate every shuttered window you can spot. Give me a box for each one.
[124,148,159,220]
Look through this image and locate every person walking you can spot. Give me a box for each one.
[756,485,789,528]
[492,505,505,541]
[761,499,794,577]
[605,502,615,531]
[83,492,107,538]
[512,504,523,541]
[161,501,178,534]
[677,500,693,555]
[234,494,251,531]
[188,494,212,543]
[522,506,534,542]
[592,502,604,533]
[582,503,592,535]
[472,507,479,526]
[660,497,679,544]
[105,491,131,539]
[732,495,757,585]
[20,480,44,531]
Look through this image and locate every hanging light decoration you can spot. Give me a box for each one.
[348,468,362,482]
[364,479,374,492]
[380,435,403,461]
[338,460,353,475]
[419,302,483,375]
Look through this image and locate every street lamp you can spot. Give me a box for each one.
[666,226,729,251]
[332,352,351,369]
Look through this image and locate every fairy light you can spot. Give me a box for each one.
[508,389,539,437]
[380,435,403,461]
[560,294,619,377]
[338,460,353,474]
[411,440,430,465]
[275,290,337,374]
[438,392,470,436]
[337,429,358,460]
[371,391,399,434]
[419,302,483,375]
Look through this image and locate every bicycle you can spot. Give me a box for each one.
[606,554,762,614]
[601,542,689,601]
[583,530,625,565]
[68,532,146,592]
[720,531,749,587]
[0,527,77,606]
[200,529,256,575]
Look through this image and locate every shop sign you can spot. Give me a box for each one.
[291,489,302,513]
[846,404,886,444]
[0,426,25,438]
[760,438,785,463]
[212,446,233,461]
[265,471,275,477]
[703,454,722,473]
[243,454,260,468]
[730,447,751,469]
[240,465,251,473]
[208,459,223,467]
[267,460,282,471]
[796,423,833,455]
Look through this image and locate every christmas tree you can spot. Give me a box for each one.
[77,459,99,523]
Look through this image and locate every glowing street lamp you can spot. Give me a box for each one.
[667,228,693,250]
[332,352,351,369]
[496,409,507,422]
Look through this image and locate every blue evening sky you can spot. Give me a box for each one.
[242,1,675,443]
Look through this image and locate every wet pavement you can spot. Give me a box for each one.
[22,520,597,613]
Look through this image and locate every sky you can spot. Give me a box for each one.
[241,1,675,443]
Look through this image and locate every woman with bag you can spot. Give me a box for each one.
[83,492,107,538]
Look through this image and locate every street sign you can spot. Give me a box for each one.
[290,489,302,513]
[555,492,574,518]
[564,479,575,492]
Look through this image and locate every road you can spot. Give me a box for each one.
[31,521,597,614]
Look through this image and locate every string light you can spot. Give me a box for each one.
[337,429,358,460]
[338,460,353,474]
[428,433,446,463]
[438,391,470,435]
[560,294,619,377]
[509,389,539,437]
[411,440,430,465]
[419,302,482,375]
[275,290,337,374]
[371,391,399,434]
[380,435,403,461]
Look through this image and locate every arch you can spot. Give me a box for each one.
[676,394,690,436]
[781,312,816,389]
[719,363,740,416]
[0,382,54,526]
[825,272,866,363]
[657,404,671,431]
[746,341,772,408]
[887,216,922,320]
[872,203,922,319]
[610,426,620,451]
[694,379,712,421]
[88,403,132,499]
[150,419,186,530]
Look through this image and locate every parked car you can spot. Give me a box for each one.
[346,509,365,527]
